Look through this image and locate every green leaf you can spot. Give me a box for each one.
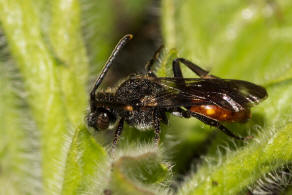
[50,0,89,125]
[0,61,42,195]
[61,125,107,194]
[109,146,171,195]
[0,0,89,194]
[0,1,172,194]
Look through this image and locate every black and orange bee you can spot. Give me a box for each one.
[87,34,267,148]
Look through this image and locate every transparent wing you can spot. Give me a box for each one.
[148,77,267,111]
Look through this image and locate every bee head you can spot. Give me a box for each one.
[87,107,117,130]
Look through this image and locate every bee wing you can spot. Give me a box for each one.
[149,77,267,112]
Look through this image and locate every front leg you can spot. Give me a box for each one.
[153,110,161,146]
[112,118,125,152]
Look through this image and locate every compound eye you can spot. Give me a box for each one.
[97,112,109,129]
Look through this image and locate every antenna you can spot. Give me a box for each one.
[90,34,133,101]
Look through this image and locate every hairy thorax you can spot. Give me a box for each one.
[115,76,162,130]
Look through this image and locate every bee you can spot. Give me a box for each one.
[87,34,267,148]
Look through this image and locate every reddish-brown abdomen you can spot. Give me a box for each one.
[190,105,250,122]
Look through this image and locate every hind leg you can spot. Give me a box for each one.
[191,112,251,140]
[172,58,217,79]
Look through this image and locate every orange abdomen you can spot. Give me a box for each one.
[190,105,250,122]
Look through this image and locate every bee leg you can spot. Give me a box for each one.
[172,58,184,78]
[191,112,247,140]
[145,45,164,76]
[111,118,125,152]
[172,58,217,79]
[160,110,168,125]
[172,58,187,88]
[153,110,161,146]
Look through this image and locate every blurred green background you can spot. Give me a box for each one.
[1,0,292,194]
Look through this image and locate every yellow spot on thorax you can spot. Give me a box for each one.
[124,105,133,112]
